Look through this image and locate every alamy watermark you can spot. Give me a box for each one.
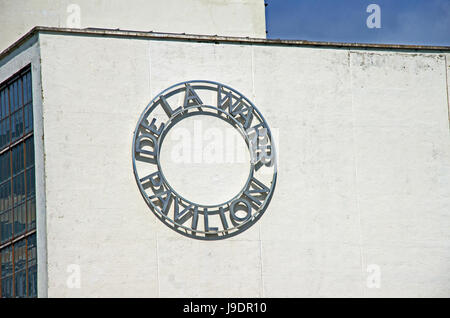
[66,4,81,28]
[164,119,279,173]
[366,4,381,29]
[366,264,381,288]
[66,264,81,289]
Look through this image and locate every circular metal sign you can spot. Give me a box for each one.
[132,81,277,240]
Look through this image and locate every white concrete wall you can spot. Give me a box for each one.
[32,33,450,297]
[0,0,266,53]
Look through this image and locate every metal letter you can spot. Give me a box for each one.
[230,199,252,222]
[160,95,181,117]
[174,198,196,224]
[183,84,203,107]
[135,133,158,157]
[244,177,270,206]
[149,191,172,215]
[218,207,229,230]
[139,171,162,188]
[141,118,164,136]
[204,208,218,232]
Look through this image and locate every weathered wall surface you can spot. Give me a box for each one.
[0,0,266,53]
[35,33,450,297]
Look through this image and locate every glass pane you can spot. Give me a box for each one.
[11,110,24,141]
[25,137,34,167]
[10,85,15,113]
[6,87,9,116]
[0,118,10,149]
[0,119,4,148]
[14,269,27,297]
[13,83,18,112]
[0,210,12,243]
[27,234,37,298]
[0,90,5,119]
[12,237,30,298]
[22,74,27,104]
[14,202,26,236]
[27,234,36,264]
[0,183,4,211]
[12,143,24,175]
[0,151,10,184]
[0,182,11,212]
[26,73,32,104]
[11,112,16,141]
[27,264,37,298]
[24,103,33,134]
[14,238,27,271]
[27,167,35,199]
[13,172,25,206]
[1,245,12,277]
[18,78,23,108]
[3,89,8,118]
[1,275,13,298]
[26,198,36,231]
[14,82,19,112]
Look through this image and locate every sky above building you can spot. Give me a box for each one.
[265,0,450,46]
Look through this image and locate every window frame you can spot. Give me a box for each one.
[0,65,37,298]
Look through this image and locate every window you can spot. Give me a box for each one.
[0,66,36,298]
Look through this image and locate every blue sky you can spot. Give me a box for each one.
[265,0,450,46]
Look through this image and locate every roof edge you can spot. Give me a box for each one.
[2,26,450,61]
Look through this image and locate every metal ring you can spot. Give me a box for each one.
[132,80,277,240]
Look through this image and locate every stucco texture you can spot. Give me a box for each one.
[30,33,450,297]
